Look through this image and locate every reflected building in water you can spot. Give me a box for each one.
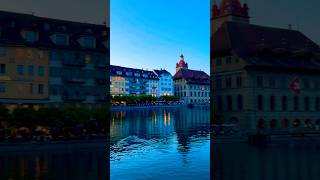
[110,107,210,150]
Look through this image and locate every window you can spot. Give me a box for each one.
[237,94,243,111]
[217,96,223,111]
[216,58,222,66]
[38,66,45,76]
[29,83,34,94]
[38,84,44,94]
[0,64,6,74]
[0,82,5,93]
[269,78,276,88]
[25,31,37,42]
[28,65,34,76]
[54,34,69,45]
[80,36,96,48]
[216,78,222,89]
[305,96,310,111]
[304,80,310,89]
[282,96,287,111]
[227,95,232,111]
[270,96,275,111]
[257,76,263,88]
[294,96,299,111]
[0,47,6,56]
[316,97,320,111]
[257,95,263,111]
[226,57,232,64]
[236,76,242,88]
[226,77,232,88]
[190,92,192,97]
[16,65,24,75]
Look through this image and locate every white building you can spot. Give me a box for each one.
[154,69,173,96]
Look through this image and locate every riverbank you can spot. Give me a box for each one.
[111,104,209,111]
[0,139,108,152]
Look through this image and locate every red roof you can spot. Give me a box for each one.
[173,69,210,85]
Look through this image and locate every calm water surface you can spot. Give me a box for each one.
[110,107,211,180]
[0,148,107,180]
[213,142,320,180]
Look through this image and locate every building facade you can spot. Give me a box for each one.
[173,55,210,104]
[110,65,159,96]
[154,69,173,96]
[211,0,320,134]
[0,10,109,109]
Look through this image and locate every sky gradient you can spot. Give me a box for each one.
[111,0,210,75]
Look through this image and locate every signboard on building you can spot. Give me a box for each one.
[289,77,302,94]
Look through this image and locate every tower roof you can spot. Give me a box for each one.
[176,54,188,69]
[213,0,249,18]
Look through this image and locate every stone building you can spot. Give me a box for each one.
[173,54,210,104]
[211,0,320,134]
[0,10,109,109]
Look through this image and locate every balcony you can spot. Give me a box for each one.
[62,59,86,67]
[62,77,86,84]
[63,96,86,102]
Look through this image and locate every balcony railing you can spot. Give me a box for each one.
[62,77,86,84]
[62,59,86,67]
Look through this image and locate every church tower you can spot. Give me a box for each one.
[176,54,188,72]
[211,0,250,35]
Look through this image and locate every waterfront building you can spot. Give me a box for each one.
[211,0,320,134]
[110,65,159,96]
[154,69,173,96]
[0,11,109,109]
[173,54,210,104]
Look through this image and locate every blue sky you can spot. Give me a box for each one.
[110,0,210,75]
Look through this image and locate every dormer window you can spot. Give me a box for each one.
[79,36,96,48]
[116,71,122,75]
[24,31,38,43]
[58,25,67,31]
[52,34,69,46]
[43,23,50,31]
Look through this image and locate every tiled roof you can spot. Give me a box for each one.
[0,10,109,53]
[110,65,159,80]
[173,68,210,85]
[211,21,320,72]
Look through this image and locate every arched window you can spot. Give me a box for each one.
[217,96,223,111]
[294,96,299,111]
[270,96,275,111]
[227,95,232,111]
[237,94,243,111]
[282,119,289,128]
[257,95,263,111]
[257,119,265,129]
[304,96,310,111]
[270,119,277,128]
[282,96,287,111]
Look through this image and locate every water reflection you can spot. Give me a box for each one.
[212,143,320,180]
[111,107,210,180]
[0,149,107,180]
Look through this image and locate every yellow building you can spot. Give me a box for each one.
[0,46,49,108]
[110,76,127,96]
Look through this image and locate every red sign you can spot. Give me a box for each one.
[289,77,302,94]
